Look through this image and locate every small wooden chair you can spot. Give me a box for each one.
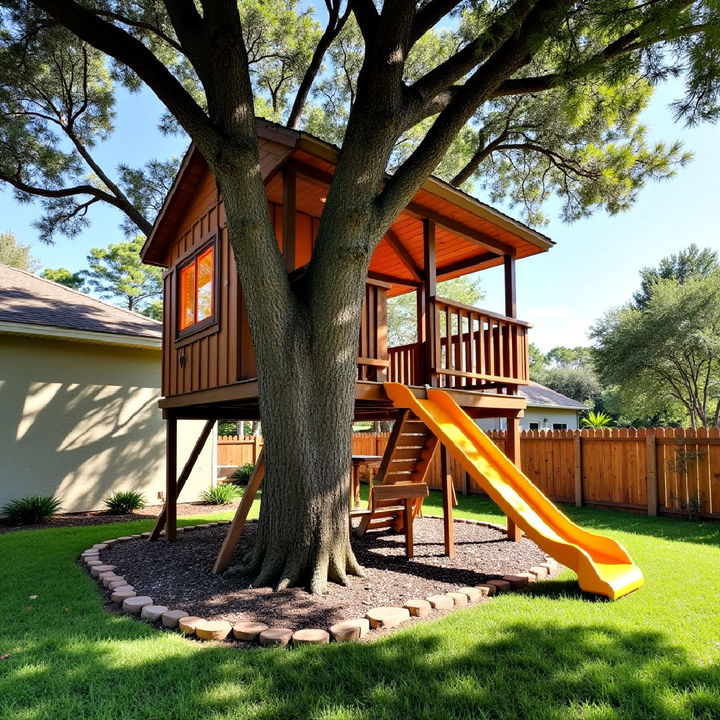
[351,482,429,558]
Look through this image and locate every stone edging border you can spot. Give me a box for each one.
[79,517,563,648]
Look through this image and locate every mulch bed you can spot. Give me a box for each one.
[103,517,547,631]
[0,502,238,535]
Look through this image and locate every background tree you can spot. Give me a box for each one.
[0,231,41,271]
[387,274,484,346]
[633,243,719,308]
[10,0,720,592]
[84,236,162,316]
[40,266,87,290]
[529,343,604,405]
[592,271,720,427]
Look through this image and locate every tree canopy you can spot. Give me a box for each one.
[40,266,86,290]
[592,258,720,427]
[83,236,162,316]
[0,230,41,271]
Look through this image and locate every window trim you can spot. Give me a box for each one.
[552,422,568,431]
[528,422,540,431]
[175,233,220,343]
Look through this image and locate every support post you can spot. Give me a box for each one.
[505,416,523,541]
[574,434,583,507]
[213,450,265,573]
[646,434,658,516]
[422,219,437,386]
[441,445,454,557]
[282,170,296,272]
[151,419,215,541]
[504,254,517,318]
[165,417,178,542]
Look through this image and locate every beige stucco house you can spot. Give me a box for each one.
[0,265,214,514]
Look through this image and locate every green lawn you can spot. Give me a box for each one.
[1,494,718,720]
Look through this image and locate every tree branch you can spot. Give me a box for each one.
[348,0,380,41]
[27,0,220,155]
[93,8,183,52]
[412,0,465,42]
[288,1,350,129]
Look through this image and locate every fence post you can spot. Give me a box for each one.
[574,434,583,507]
[646,434,658,516]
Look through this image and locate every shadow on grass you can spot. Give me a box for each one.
[1,607,717,720]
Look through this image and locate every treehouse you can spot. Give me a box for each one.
[141,119,553,428]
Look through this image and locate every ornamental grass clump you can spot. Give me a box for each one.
[104,490,147,515]
[2,495,63,524]
[201,484,242,505]
[231,464,255,486]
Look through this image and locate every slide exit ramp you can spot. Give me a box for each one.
[384,383,644,600]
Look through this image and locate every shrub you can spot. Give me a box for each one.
[104,490,147,515]
[201,484,242,505]
[231,463,255,486]
[2,495,63,524]
[218,421,238,436]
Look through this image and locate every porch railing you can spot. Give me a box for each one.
[431,297,530,389]
[388,341,423,386]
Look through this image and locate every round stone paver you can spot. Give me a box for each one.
[365,606,410,629]
[178,616,204,635]
[403,599,432,617]
[426,594,454,610]
[258,628,293,647]
[161,609,189,629]
[107,579,132,590]
[90,564,116,578]
[448,592,468,606]
[459,587,483,603]
[292,629,329,646]
[195,620,233,641]
[486,579,511,593]
[141,605,169,622]
[100,574,123,588]
[233,621,269,642]
[110,588,136,603]
[122,596,153,615]
[329,618,370,642]
[475,584,496,597]
[85,559,103,568]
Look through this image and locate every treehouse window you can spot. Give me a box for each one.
[178,243,216,334]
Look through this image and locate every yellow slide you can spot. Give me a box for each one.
[384,383,644,600]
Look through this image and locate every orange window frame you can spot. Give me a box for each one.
[177,241,217,336]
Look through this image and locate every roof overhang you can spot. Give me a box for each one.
[0,321,162,350]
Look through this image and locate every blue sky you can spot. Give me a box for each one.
[2,78,718,352]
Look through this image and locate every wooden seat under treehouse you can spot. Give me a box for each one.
[140,118,554,549]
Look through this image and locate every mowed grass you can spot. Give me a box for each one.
[1,494,719,720]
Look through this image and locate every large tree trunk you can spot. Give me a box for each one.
[219,177,373,593]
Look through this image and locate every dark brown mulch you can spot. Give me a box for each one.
[0,502,238,535]
[103,517,547,631]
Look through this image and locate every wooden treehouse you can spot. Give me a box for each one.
[141,118,554,556]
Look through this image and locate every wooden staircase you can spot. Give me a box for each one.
[353,410,438,536]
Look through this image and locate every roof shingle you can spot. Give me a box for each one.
[0,265,162,339]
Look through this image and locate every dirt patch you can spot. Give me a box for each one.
[103,517,547,631]
[0,502,238,535]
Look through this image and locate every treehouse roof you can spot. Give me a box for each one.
[142,118,553,295]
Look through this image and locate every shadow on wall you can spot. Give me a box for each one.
[0,377,164,512]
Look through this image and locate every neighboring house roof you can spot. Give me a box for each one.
[0,265,161,349]
[520,382,588,411]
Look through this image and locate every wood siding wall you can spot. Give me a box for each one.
[218,427,720,519]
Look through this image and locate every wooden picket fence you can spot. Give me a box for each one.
[217,427,720,519]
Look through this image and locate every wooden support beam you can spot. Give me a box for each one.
[282,170,296,272]
[213,450,266,573]
[150,419,215,541]
[437,251,499,277]
[165,417,178,542]
[385,229,422,281]
[441,445,454,557]
[407,201,515,256]
[367,271,420,288]
[423,219,437,386]
[505,416,523,541]
[504,254,517,318]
